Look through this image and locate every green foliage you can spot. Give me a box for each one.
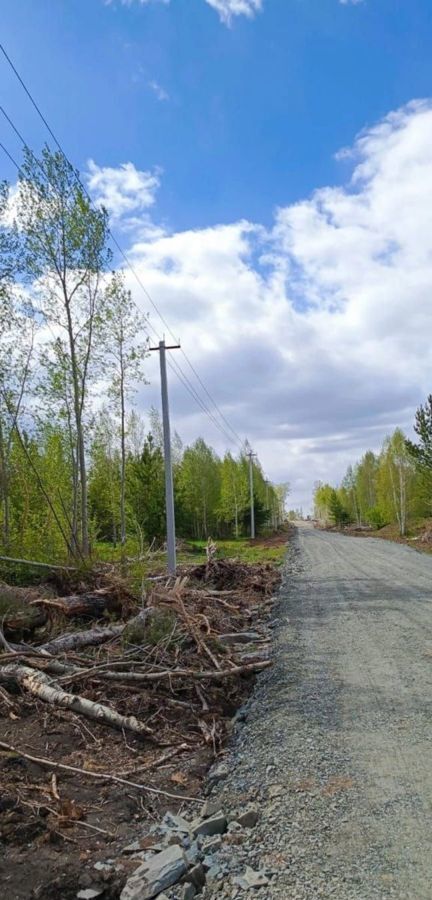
[126,432,166,542]
[365,506,388,529]
[0,154,287,565]
[122,610,176,648]
[329,490,351,526]
[314,408,432,537]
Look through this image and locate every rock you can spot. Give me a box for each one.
[207,761,230,787]
[234,867,269,890]
[227,821,243,834]
[206,864,222,882]
[120,844,187,900]
[185,841,201,865]
[202,835,222,853]
[192,812,227,838]
[162,811,191,834]
[93,861,113,872]
[267,784,284,799]
[200,799,222,819]
[122,836,160,855]
[76,891,104,900]
[122,840,143,855]
[235,807,259,828]
[174,885,196,899]
[183,862,206,889]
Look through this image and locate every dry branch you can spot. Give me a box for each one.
[57,659,272,686]
[0,555,77,571]
[0,663,155,737]
[0,741,201,803]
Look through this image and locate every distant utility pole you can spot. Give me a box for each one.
[149,339,180,576]
[247,450,257,540]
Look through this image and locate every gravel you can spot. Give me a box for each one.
[201,526,432,899]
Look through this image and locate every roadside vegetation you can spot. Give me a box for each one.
[0,147,288,577]
[314,397,432,541]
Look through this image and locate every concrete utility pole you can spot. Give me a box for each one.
[247,450,257,540]
[149,339,180,576]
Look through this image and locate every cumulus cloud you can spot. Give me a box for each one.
[116,100,432,510]
[203,0,263,25]
[86,160,161,231]
[105,0,263,23]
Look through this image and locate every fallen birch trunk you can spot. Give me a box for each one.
[39,623,125,654]
[0,663,155,738]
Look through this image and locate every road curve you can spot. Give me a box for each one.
[213,527,432,899]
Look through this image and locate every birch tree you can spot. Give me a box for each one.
[378,429,416,536]
[104,272,148,547]
[17,147,110,557]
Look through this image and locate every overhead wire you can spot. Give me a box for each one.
[0,100,245,452]
[0,42,246,453]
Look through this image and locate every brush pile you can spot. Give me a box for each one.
[0,555,281,895]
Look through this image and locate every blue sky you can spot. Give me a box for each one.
[3,0,432,231]
[2,0,432,509]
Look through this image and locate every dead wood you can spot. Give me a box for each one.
[0,663,155,737]
[30,591,123,619]
[0,741,201,803]
[57,659,272,685]
[0,555,77,571]
[39,623,125,654]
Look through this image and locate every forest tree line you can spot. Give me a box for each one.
[313,398,432,536]
[0,146,286,563]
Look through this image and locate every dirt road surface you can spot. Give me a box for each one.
[213,526,432,898]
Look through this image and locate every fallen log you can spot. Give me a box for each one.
[0,663,155,738]
[31,591,123,620]
[1,594,47,640]
[0,741,201,804]
[0,555,77,572]
[39,623,125,655]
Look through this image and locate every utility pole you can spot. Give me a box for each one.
[149,339,180,575]
[247,450,257,540]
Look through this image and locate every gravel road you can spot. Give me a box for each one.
[207,526,432,899]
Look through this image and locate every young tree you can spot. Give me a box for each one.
[218,452,248,537]
[0,308,35,549]
[127,432,165,544]
[378,429,416,536]
[88,408,121,544]
[104,272,148,548]
[17,147,111,557]
[177,439,221,539]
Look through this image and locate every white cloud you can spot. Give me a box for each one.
[86,160,161,229]
[106,0,168,6]
[148,80,169,101]
[339,0,365,4]
[116,100,432,511]
[106,0,263,23]
[203,0,263,24]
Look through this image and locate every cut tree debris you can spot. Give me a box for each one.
[0,550,284,900]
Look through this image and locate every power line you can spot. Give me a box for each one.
[0,139,19,171]
[0,108,244,451]
[0,43,246,453]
